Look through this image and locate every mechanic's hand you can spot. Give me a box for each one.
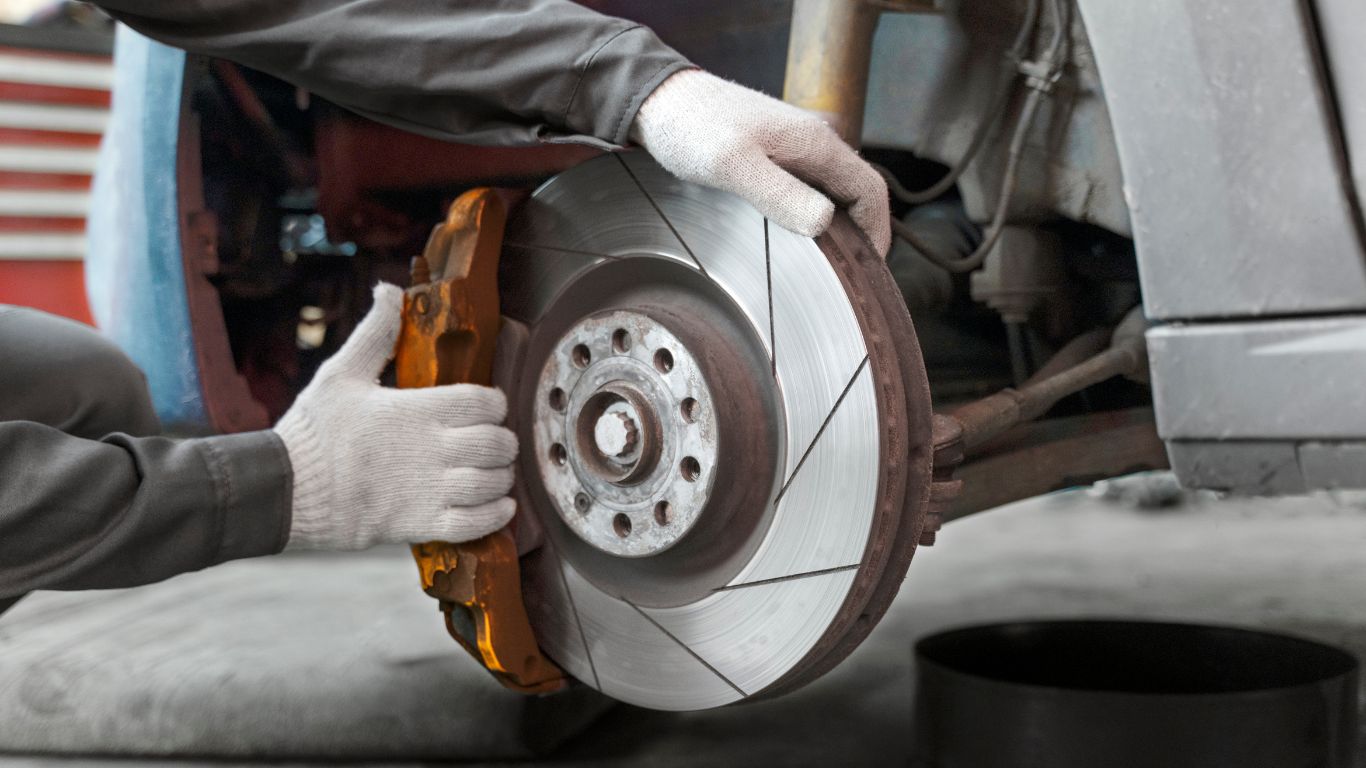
[274,283,517,550]
[630,68,891,256]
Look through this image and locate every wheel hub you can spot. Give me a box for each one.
[534,309,718,558]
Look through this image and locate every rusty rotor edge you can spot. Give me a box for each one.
[752,211,938,700]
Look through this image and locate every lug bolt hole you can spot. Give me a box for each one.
[612,328,631,354]
[548,387,566,412]
[654,348,674,373]
[550,443,567,466]
[613,513,632,538]
[654,500,672,526]
[680,397,699,423]
[572,344,592,368]
[574,493,591,514]
[680,456,701,482]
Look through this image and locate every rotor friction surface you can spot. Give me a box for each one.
[501,153,930,711]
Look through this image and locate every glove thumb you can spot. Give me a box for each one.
[325,282,403,380]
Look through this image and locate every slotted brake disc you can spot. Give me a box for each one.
[496,152,933,711]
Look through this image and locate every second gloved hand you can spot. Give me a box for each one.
[274,283,517,550]
[629,68,891,256]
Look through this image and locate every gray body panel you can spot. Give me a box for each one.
[1072,0,1366,492]
[1149,318,1366,441]
[1151,317,1366,492]
[1317,0,1366,209]
[1075,0,1366,321]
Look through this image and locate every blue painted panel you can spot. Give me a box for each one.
[86,27,208,431]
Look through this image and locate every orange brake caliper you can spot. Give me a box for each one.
[394,188,566,694]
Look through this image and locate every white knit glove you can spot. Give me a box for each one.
[630,68,891,255]
[274,283,517,551]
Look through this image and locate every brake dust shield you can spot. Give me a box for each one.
[496,153,933,711]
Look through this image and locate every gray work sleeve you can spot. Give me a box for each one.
[94,0,693,148]
[0,423,292,600]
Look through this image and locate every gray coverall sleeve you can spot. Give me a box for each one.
[0,423,292,601]
[94,0,693,148]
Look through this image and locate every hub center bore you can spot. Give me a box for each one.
[533,309,719,558]
[592,402,640,463]
[574,385,660,485]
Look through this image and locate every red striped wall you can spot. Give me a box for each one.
[0,37,110,324]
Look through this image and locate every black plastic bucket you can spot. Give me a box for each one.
[912,620,1358,768]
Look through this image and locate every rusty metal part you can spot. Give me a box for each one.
[950,328,1147,453]
[1020,327,1111,385]
[917,415,965,547]
[920,323,1162,543]
[396,188,567,695]
[782,0,880,145]
[948,409,1169,521]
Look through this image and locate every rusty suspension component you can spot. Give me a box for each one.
[919,322,1157,543]
[950,329,1148,454]
[395,188,567,695]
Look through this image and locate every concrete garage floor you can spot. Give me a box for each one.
[3,476,1366,766]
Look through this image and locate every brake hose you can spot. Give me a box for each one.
[890,0,1068,274]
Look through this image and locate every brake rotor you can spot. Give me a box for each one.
[496,152,933,711]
